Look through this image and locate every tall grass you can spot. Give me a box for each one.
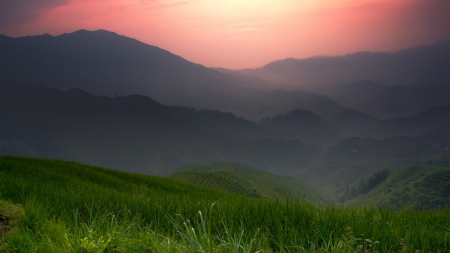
[0,156,449,252]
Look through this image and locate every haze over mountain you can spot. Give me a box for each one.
[328,110,381,137]
[0,83,323,175]
[1,28,449,204]
[259,109,343,145]
[2,29,448,121]
[300,133,450,197]
[317,80,450,119]
[0,29,244,110]
[241,40,450,88]
[2,81,448,199]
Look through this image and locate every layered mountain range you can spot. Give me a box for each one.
[1,29,449,200]
[1,30,448,120]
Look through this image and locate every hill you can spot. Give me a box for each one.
[299,134,450,198]
[369,105,450,138]
[0,83,321,175]
[259,109,343,145]
[169,162,332,205]
[255,89,349,120]
[241,40,450,88]
[240,41,450,119]
[0,30,351,121]
[215,138,320,175]
[347,165,450,210]
[328,109,381,137]
[0,30,273,112]
[1,156,449,252]
[318,81,449,119]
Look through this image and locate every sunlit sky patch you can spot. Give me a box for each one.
[0,0,448,69]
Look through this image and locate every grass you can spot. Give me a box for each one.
[170,162,332,205]
[1,156,449,252]
[348,165,450,210]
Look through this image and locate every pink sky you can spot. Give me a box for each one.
[1,0,448,69]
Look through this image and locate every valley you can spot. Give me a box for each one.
[0,29,449,251]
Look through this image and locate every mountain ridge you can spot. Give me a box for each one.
[241,40,450,87]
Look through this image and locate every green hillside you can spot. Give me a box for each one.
[1,156,449,252]
[300,136,449,199]
[169,162,332,205]
[348,165,450,210]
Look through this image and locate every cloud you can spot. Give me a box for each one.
[0,0,71,25]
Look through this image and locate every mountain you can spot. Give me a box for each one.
[0,29,356,121]
[170,162,332,205]
[215,139,321,175]
[238,41,449,119]
[369,106,450,138]
[347,165,450,210]
[328,110,381,137]
[260,89,349,119]
[299,134,450,198]
[241,40,450,88]
[0,29,269,112]
[259,109,343,145]
[0,83,322,175]
[225,89,350,122]
[318,81,449,119]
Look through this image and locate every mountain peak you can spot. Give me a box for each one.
[58,29,121,39]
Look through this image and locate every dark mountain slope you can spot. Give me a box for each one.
[1,30,355,121]
[215,139,321,175]
[260,89,349,119]
[328,110,381,137]
[370,106,450,138]
[241,40,450,88]
[317,80,386,110]
[259,109,343,145]
[0,83,320,175]
[318,81,449,119]
[0,30,259,111]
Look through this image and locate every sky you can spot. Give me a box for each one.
[0,0,448,69]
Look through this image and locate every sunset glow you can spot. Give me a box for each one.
[1,0,448,69]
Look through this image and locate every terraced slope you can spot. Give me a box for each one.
[349,165,450,210]
[170,162,332,205]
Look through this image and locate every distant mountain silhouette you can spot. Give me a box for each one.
[241,40,450,88]
[328,110,381,137]
[369,106,450,138]
[317,80,386,109]
[0,83,322,175]
[262,89,349,118]
[318,80,449,119]
[0,29,268,112]
[259,109,343,145]
[2,29,449,202]
[1,83,447,199]
[0,29,353,120]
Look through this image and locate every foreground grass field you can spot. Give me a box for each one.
[0,156,449,252]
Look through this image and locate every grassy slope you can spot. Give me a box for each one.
[349,165,450,210]
[169,162,332,205]
[300,135,449,199]
[0,156,449,252]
